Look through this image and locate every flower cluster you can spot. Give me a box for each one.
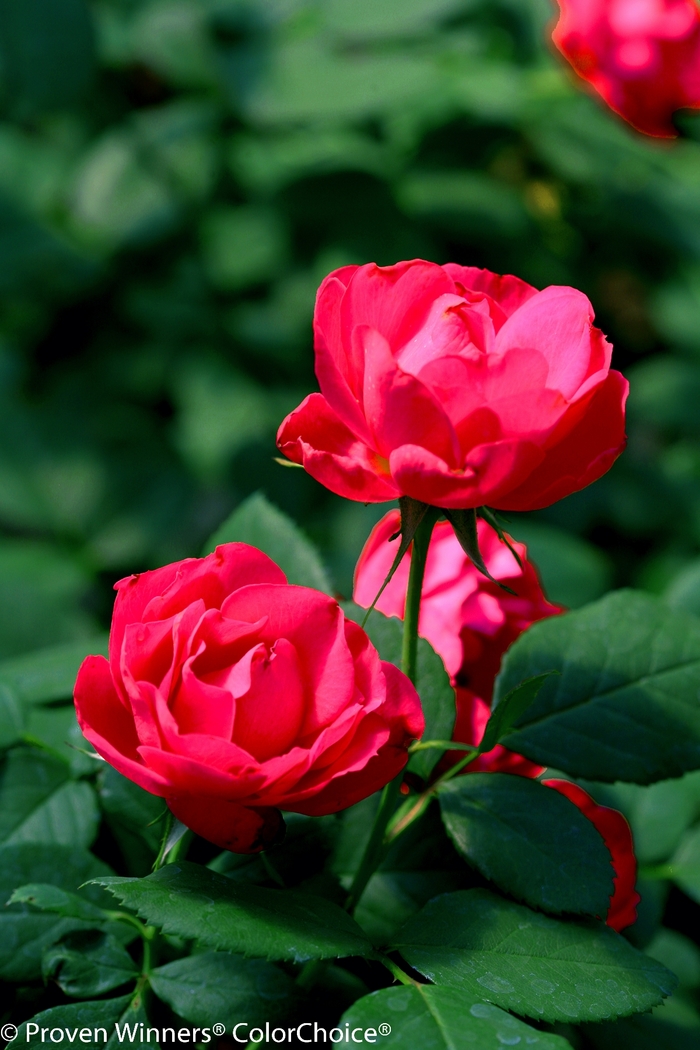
[354,516,639,931]
[552,0,700,136]
[75,253,637,935]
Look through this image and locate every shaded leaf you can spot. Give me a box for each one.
[150,952,297,1027]
[90,861,373,963]
[392,889,676,1023]
[98,766,166,876]
[479,674,554,755]
[204,491,331,593]
[438,774,614,916]
[341,985,573,1050]
[495,591,700,783]
[0,746,99,847]
[0,635,108,704]
[0,843,114,981]
[9,883,110,922]
[43,930,138,998]
[343,602,455,778]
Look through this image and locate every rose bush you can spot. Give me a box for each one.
[278,260,628,511]
[552,0,700,137]
[74,542,423,853]
[354,515,639,929]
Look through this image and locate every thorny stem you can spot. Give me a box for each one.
[384,745,479,843]
[152,811,174,871]
[377,955,421,987]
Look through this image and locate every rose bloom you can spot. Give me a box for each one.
[278,260,628,511]
[74,543,423,853]
[354,515,639,930]
[552,0,700,137]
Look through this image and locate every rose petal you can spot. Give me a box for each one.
[361,326,461,466]
[74,656,169,796]
[495,369,629,511]
[168,795,283,853]
[544,779,640,931]
[277,392,399,502]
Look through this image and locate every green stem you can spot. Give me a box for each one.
[378,955,420,987]
[401,510,438,686]
[384,745,479,843]
[152,811,174,871]
[344,511,438,914]
[344,775,403,914]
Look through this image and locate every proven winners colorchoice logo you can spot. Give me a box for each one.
[10,1022,393,1045]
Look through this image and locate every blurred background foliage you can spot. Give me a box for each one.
[4,0,700,622]
[2,0,700,1038]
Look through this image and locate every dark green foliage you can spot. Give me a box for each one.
[438,774,615,915]
[149,953,297,1027]
[43,931,138,998]
[496,591,700,782]
[91,861,373,962]
[392,889,677,1023]
[341,985,573,1050]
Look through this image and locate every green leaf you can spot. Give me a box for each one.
[204,491,332,593]
[0,746,99,847]
[14,990,155,1050]
[98,766,166,876]
[43,930,138,998]
[14,995,134,1050]
[341,985,573,1050]
[9,883,111,922]
[150,952,297,1027]
[0,635,108,704]
[479,673,554,755]
[343,602,455,778]
[438,774,614,916]
[90,861,373,963]
[0,843,114,981]
[392,889,676,1023]
[589,772,700,865]
[495,591,700,783]
[352,871,465,946]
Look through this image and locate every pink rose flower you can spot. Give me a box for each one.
[354,515,638,929]
[278,260,628,511]
[552,0,700,137]
[74,543,423,853]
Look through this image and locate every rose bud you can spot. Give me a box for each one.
[277,260,628,512]
[552,0,700,137]
[74,543,424,854]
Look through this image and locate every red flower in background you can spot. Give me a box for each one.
[74,543,423,854]
[552,0,700,137]
[545,780,640,932]
[354,516,639,929]
[278,260,628,511]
